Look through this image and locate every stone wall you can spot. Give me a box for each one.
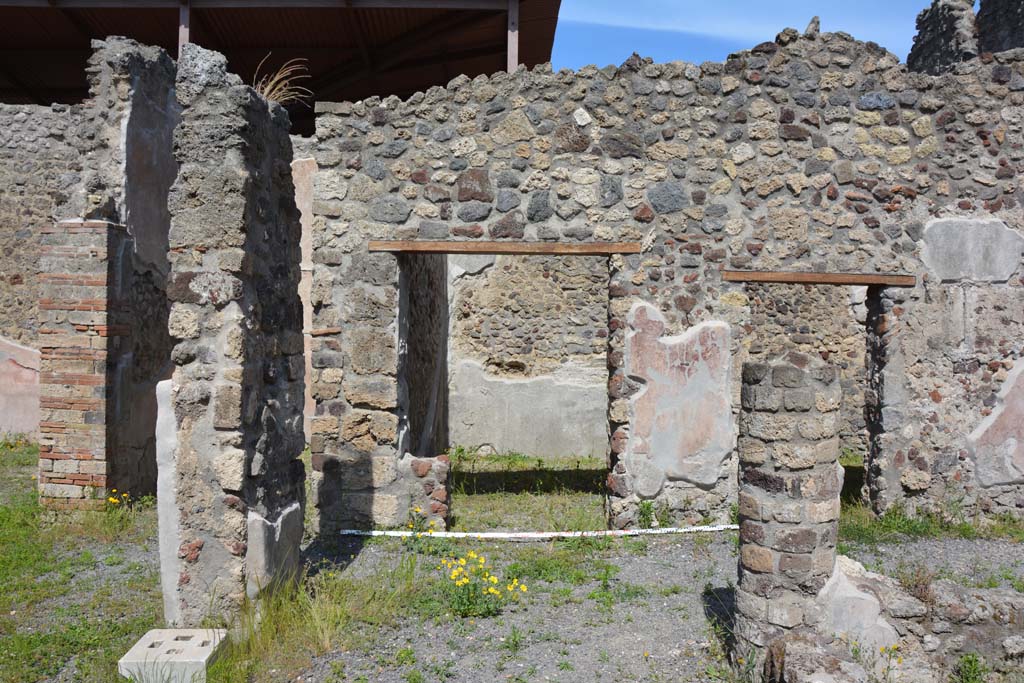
[162,44,305,625]
[304,19,1024,529]
[0,104,80,348]
[447,254,608,458]
[977,0,1024,56]
[734,360,1024,682]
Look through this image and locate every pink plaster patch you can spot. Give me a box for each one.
[624,303,732,488]
[970,362,1024,487]
[0,336,40,437]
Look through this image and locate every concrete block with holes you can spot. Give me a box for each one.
[118,629,226,683]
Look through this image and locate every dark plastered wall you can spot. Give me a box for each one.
[398,253,449,461]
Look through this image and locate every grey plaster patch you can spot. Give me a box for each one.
[812,556,900,652]
[245,501,304,599]
[921,218,1024,282]
[448,254,496,281]
[448,359,608,459]
[155,378,183,627]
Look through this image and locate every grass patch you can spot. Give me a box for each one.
[506,542,618,587]
[209,555,431,682]
[0,440,161,682]
[449,490,606,532]
[839,503,1024,546]
[448,446,607,532]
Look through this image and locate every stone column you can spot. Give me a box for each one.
[734,354,843,650]
[164,44,305,626]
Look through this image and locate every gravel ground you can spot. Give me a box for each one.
[844,538,1024,591]
[300,533,741,683]
[295,533,1024,683]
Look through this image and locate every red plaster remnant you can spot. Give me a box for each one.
[970,363,1024,487]
[624,303,733,488]
[178,539,204,563]
[410,458,432,477]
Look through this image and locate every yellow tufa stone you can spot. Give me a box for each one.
[720,291,749,307]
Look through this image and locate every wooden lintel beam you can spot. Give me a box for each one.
[506,0,518,72]
[369,240,643,256]
[722,270,916,287]
[1,0,507,8]
[178,0,190,55]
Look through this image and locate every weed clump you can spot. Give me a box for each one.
[436,550,526,617]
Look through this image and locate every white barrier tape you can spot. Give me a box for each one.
[338,524,738,541]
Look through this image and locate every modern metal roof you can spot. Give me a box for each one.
[0,0,560,133]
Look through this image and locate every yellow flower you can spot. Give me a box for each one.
[467,551,477,559]
[458,558,466,566]
[414,506,422,514]
[489,576,498,584]
[520,585,527,592]
[107,497,118,504]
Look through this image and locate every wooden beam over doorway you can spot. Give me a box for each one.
[178,0,190,56]
[722,270,916,287]
[368,240,643,255]
[506,0,518,72]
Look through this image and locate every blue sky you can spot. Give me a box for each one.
[551,1,947,70]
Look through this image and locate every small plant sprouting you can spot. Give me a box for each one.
[950,653,988,683]
[638,500,655,529]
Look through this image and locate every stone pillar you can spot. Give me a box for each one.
[163,44,305,626]
[36,219,128,509]
[734,354,843,650]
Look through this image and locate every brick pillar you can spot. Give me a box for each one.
[37,219,126,509]
[734,354,843,650]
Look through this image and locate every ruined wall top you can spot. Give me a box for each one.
[908,0,1024,75]
[906,0,977,75]
[977,0,1024,56]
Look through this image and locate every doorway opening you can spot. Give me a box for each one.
[393,243,622,532]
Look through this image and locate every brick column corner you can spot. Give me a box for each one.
[36,219,126,510]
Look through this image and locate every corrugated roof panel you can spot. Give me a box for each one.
[0,0,562,120]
